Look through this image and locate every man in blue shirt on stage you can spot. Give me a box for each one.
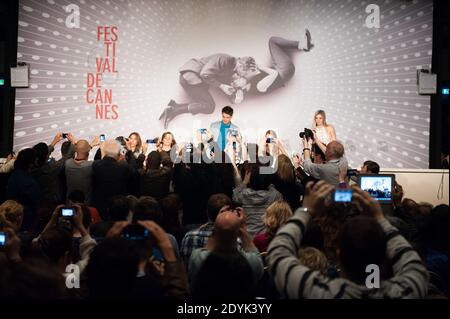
[209,106,239,152]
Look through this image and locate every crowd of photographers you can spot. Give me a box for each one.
[0,117,448,299]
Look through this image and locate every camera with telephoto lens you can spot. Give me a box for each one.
[299,128,314,139]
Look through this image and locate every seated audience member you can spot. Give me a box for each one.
[180,193,232,264]
[6,148,41,231]
[360,160,380,174]
[90,195,130,238]
[67,190,102,226]
[272,154,304,211]
[126,195,139,216]
[160,194,185,245]
[173,151,213,225]
[189,209,264,292]
[267,181,429,298]
[132,196,180,259]
[416,204,449,296]
[192,251,256,299]
[65,140,94,204]
[302,138,348,187]
[0,256,67,299]
[33,204,97,274]
[298,246,328,275]
[139,151,171,200]
[91,139,138,218]
[31,138,65,206]
[253,200,293,252]
[232,163,283,237]
[0,200,24,232]
[87,220,188,298]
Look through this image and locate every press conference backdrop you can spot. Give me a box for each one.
[14,0,433,168]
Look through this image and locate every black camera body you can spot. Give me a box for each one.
[299,128,314,139]
[146,138,159,144]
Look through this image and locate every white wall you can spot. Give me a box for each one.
[380,169,449,206]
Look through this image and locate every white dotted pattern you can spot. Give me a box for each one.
[13,0,433,169]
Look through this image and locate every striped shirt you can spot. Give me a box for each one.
[267,208,429,299]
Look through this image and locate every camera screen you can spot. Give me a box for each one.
[100,134,106,142]
[61,208,74,217]
[359,175,394,202]
[122,225,150,241]
[0,233,6,246]
[334,189,353,202]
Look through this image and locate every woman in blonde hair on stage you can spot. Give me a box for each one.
[311,110,336,164]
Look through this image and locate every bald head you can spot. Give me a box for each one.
[325,141,344,161]
[75,140,91,157]
[213,212,241,250]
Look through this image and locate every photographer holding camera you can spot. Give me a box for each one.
[188,207,264,298]
[301,135,348,188]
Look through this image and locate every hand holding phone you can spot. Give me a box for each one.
[122,224,150,241]
[334,189,353,203]
[0,232,7,249]
[60,207,75,218]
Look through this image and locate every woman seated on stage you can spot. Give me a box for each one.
[311,110,336,164]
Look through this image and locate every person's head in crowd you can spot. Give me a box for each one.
[13,148,36,172]
[0,200,24,231]
[67,190,85,205]
[276,154,296,183]
[402,198,418,216]
[128,132,143,153]
[262,200,293,238]
[161,153,173,168]
[298,246,328,274]
[146,151,162,170]
[416,202,434,216]
[107,195,130,221]
[221,106,234,125]
[324,141,344,161]
[418,204,449,256]
[206,193,233,223]
[338,215,387,285]
[160,132,176,151]
[317,202,350,265]
[61,141,75,160]
[360,160,380,174]
[65,194,92,231]
[312,109,328,128]
[33,142,49,167]
[192,251,256,299]
[302,219,324,250]
[102,139,121,160]
[86,237,140,298]
[212,211,242,252]
[132,196,162,225]
[1,258,67,299]
[160,194,182,229]
[74,140,92,160]
[126,195,139,215]
[33,226,73,271]
[244,163,272,191]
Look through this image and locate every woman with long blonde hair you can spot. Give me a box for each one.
[253,200,293,252]
[311,110,336,163]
